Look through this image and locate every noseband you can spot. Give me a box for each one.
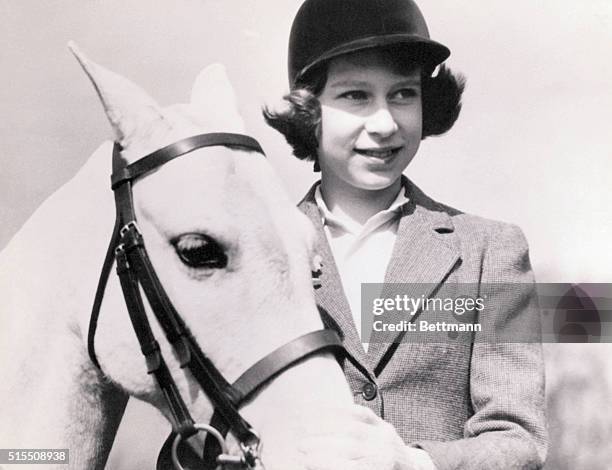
[88,133,345,469]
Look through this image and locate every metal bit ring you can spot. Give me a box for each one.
[171,423,229,470]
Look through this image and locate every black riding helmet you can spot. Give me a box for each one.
[265,0,463,166]
[288,0,451,87]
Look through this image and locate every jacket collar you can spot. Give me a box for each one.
[298,176,461,376]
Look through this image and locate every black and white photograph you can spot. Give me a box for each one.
[1,1,611,469]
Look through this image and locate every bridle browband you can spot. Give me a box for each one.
[88,133,346,469]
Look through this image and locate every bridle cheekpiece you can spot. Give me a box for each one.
[88,133,345,469]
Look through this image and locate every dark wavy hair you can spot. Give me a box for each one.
[263,46,466,167]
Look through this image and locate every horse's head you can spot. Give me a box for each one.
[69,44,352,465]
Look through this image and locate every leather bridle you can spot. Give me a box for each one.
[88,133,346,469]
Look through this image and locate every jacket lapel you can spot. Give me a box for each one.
[298,185,371,370]
[297,179,461,376]
[365,180,461,371]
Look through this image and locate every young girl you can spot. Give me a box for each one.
[265,0,547,469]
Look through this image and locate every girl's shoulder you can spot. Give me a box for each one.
[407,178,530,254]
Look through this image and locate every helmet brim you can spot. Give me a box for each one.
[294,34,450,86]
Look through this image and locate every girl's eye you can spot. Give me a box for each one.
[391,88,419,101]
[339,90,368,101]
[173,233,228,270]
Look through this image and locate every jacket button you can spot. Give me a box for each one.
[361,382,378,401]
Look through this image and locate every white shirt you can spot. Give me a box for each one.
[314,184,409,350]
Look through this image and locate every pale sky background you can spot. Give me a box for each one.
[1,0,611,285]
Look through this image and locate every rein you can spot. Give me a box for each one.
[88,133,345,469]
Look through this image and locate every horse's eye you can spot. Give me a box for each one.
[173,234,227,270]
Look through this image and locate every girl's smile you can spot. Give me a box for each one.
[354,146,404,159]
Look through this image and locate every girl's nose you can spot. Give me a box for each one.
[364,107,399,138]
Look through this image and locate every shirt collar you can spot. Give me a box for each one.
[314,181,409,237]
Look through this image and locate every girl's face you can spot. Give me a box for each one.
[317,50,422,194]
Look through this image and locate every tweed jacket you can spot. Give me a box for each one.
[298,177,547,470]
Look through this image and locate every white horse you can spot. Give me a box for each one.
[0,45,358,469]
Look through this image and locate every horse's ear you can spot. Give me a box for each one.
[68,41,165,144]
[189,63,245,132]
[190,63,238,110]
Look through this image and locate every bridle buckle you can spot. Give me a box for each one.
[119,220,141,237]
